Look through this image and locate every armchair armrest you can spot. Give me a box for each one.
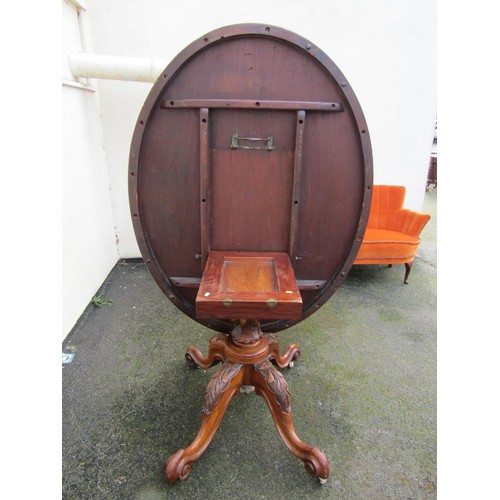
[400,209,431,238]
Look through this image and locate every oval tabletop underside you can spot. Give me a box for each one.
[129,24,373,333]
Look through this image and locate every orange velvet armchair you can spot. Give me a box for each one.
[354,185,431,283]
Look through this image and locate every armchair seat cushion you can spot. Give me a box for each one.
[355,229,420,263]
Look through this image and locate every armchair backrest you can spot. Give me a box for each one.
[366,185,407,231]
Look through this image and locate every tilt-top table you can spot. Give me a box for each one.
[129,23,373,484]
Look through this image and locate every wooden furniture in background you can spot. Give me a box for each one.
[426,154,437,190]
[353,185,431,283]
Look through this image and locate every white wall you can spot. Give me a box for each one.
[86,0,437,259]
[62,0,436,337]
[62,0,119,338]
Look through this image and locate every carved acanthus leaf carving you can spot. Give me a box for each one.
[254,359,291,414]
[263,332,279,345]
[203,360,242,415]
[210,334,227,346]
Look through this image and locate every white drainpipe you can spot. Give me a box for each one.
[68,52,168,83]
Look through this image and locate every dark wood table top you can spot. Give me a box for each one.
[129,24,373,333]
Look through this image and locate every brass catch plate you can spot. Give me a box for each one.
[231,132,274,151]
[266,298,278,309]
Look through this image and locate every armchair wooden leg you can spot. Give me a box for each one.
[252,359,330,482]
[185,333,226,368]
[404,261,413,284]
[165,359,244,483]
[264,333,300,368]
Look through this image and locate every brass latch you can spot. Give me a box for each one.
[266,298,278,309]
[222,298,233,308]
[231,132,274,151]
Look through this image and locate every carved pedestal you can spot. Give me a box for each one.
[165,321,329,484]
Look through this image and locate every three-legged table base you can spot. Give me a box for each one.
[165,321,330,484]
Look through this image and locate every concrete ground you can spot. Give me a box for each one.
[62,188,437,499]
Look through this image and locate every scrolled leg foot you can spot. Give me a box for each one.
[287,349,300,368]
[280,346,300,368]
[185,334,226,368]
[185,351,199,367]
[303,447,330,481]
[264,333,301,369]
[165,449,193,484]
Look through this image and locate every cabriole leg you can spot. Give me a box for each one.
[404,261,414,284]
[165,359,244,483]
[252,359,330,481]
[185,333,226,368]
[264,332,300,368]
